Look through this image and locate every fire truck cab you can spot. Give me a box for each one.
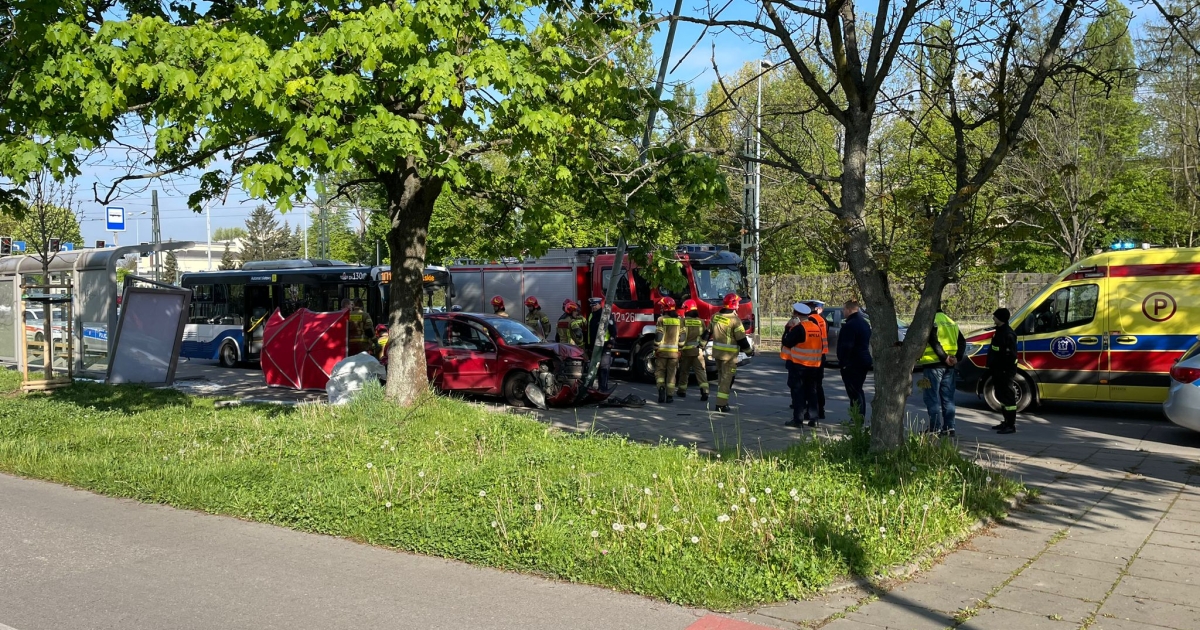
[446,245,753,380]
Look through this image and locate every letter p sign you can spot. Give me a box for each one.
[1142,292,1177,322]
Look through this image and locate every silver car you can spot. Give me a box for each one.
[1164,338,1200,432]
[821,307,908,367]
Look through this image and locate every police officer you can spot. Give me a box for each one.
[784,302,823,426]
[780,302,810,426]
[556,299,586,346]
[675,299,710,401]
[491,296,509,317]
[804,300,829,419]
[653,296,683,403]
[710,293,752,413]
[524,296,551,339]
[989,308,1020,434]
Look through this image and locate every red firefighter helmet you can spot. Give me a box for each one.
[524,296,540,309]
[682,299,700,313]
[563,299,579,313]
[723,293,740,309]
[375,324,388,335]
[657,296,676,312]
[490,296,505,309]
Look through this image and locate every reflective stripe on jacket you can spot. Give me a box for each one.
[681,317,708,356]
[918,312,961,366]
[655,316,683,357]
[813,314,829,356]
[790,319,823,367]
[711,312,746,359]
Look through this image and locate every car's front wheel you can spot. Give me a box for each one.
[983,372,1034,413]
[503,371,534,407]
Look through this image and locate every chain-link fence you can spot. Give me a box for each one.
[757,272,1056,342]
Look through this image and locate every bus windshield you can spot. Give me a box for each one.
[691,265,747,302]
[490,318,544,346]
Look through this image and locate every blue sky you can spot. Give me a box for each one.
[73,0,1155,248]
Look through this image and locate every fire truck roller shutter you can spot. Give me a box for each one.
[452,269,486,313]
[486,270,522,313]
[522,269,577,321]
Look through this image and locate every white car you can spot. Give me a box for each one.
[1164,337,1200,432]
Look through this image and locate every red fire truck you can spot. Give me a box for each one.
[446,245,755,380]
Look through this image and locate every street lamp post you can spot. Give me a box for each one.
[752,60,771,341]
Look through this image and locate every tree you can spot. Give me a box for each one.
[212,226,247,242]
[163,251,179,284]
[58,0,699,404]
[218,242,238,271]
[239,206,290,263]
[686,0,1107,449]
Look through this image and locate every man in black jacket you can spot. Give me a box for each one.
[586,297,618,391]
[989,308,1020,434]
[836,299,872,418]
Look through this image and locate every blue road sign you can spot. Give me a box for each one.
[12,241,26,252]
[61,242,74,251]
[106,206,126,232]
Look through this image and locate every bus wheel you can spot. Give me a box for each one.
[983,372,1034,413]
[503,371,533,407]
[218,340,240,368]
[632,344,655,383]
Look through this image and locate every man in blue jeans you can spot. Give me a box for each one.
[917,307,966,437]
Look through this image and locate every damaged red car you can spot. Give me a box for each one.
[423,313,609,407]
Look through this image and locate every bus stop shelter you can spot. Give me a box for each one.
[0,242,195,378]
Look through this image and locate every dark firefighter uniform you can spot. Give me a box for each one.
[989,307,1020,434]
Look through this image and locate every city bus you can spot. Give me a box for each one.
[179,260,453,367]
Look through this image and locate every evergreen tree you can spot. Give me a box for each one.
[239,205,289,262]
[163,251,179,284]
[218,242,238,270]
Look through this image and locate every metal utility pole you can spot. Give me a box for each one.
[752,60,770,341]
[151,189,161,282]
[303,210,309,259]
[206,200,212,270]
[581,0,684,393]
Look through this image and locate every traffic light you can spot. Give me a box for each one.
[95,240,105,249]
[140,243,150,258]
[48,237,61,252]
[1,236,10,256]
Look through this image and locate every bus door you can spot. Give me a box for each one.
[1017,282,1104,401]
[245,285,275,359]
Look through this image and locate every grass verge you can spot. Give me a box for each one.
[0,382,1020,609]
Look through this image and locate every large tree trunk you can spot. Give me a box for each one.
[382,162,442,405]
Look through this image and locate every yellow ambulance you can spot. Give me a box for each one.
[957,247,1199,411]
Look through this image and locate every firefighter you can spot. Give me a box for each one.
[804,300,829,420]
[784,302,823,427]
[989,308,1020,434]
[375,324,390,365]
[653,296,684,403]
[710,293,752,413]
[556,299,586,346]
[675,299,710,401]
[344,297,375,355]
[524,296,551,339]
[491,296,509,317]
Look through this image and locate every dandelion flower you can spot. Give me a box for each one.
[162,455,168,461]
[749,496,757,504]
[760,517,767,524]
[889,489,896,496]
[730,504,739,512]
[385,502,392,509]
[881,498,887,505]
[418,471,425,478]
[570,465,575,470]
[479,490,487,497]
[591,530,599,538]
[844,513,852,522]
[789,488,798,498]
[534,503,543,512]
[389,446,395,452]
[383,440,389,446]
[690,536,700,544]
[717,514,730,523]
[792,495,800,502]
[434,431,440,436]
[491,521,498,528]
[923,504,930,511]
[612,522,625,532]
[879,526,887,533]
[673,505,681,513]
[717,482,725,489]
[366,462,374,469]
[986,476,993,483]
[910,465,918,472]
[591,509,598,515]
[739,487,747,494]
[764,487,772,494]
[656,524,666,532]
[644,487,652,495]
[652,473,658,479]
[636,522,647,531]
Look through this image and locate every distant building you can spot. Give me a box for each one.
[130,239,245,278]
